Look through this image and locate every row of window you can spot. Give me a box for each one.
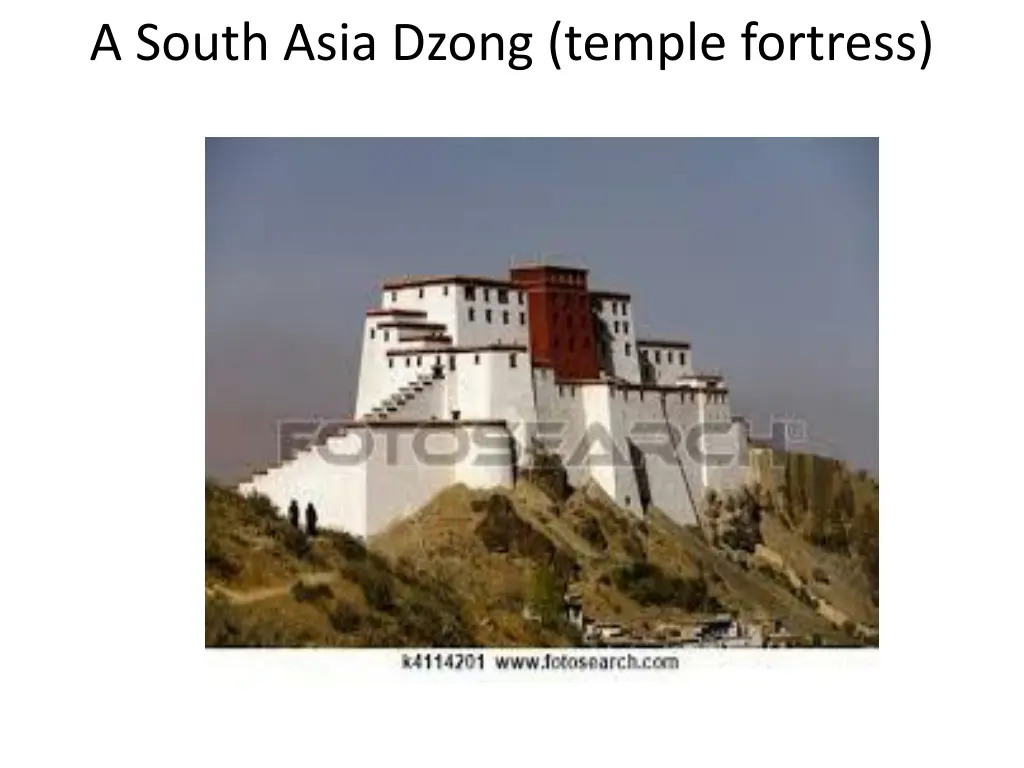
[388,352,519,370]
[598,299,630,316]
[611,320,630,335]
[468,308,526,326]
[640,348,686,366]
[542,384,724,404]
[463,285,525,305]
[388,285,527,305]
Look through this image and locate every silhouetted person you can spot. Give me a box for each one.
[305,502,318,537]
[287,499,300,529]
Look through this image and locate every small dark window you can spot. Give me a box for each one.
[370,328,376,340]
[655,350,661,364]
[640,350,648,361]
[416,356,423,367]
[391,291,397,302]
[418,288,424,299]
[468,308,476,322]
[405,358,411,368]
[625,343,632,357]
[519,312,526,325]
[435,355,441,366]
[474,354,481,365]
[388,358,394,368]
[625,495,631,506]
[558,385,564,396]
[451,409,461,421]
[484,288,490,302]
[612,302,619,316]
[384,330,390,342]
[449,355,456,370]
[509,353,518,368]
[623,321,629,334]
[465,285,476,301]
[485,309,493,323]
[667,351,674,364]
[518,292,525,305]
[680,352,686,366]
[614,321,620,333]
[498,289,509,304]
[443,286,449,296]
[502,310,509,325]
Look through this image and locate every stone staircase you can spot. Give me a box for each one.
[366,368,445,421]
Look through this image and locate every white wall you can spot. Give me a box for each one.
[239,430,371,537]
[638,343,694,385]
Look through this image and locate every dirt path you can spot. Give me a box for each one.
[206,571,339,605]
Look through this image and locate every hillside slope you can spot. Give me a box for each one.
[206,450,879,648]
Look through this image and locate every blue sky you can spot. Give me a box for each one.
[206,138,878,480]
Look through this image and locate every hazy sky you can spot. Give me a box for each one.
[206,138,878,481]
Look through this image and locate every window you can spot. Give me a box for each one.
[384,330,390,342]
[680,352,686,366]
[623,321,629,334]
[558,385,564,397]
[667,351,674,364]
[568,338,575,352]
[519,312,525,325]
[418,288,424,299]
[443,286,449,296]
[518,291,525,305]
[474,354,481,365]
[502,310,509,325]
[369,328,376,340]
[484,288,490,302]
[614,321,620,333]
[485,309,493,323]
[612,302,618,316]
[416,356,422,367]
[388,358,394,368]
[625,343,632,357]
[498,289,509,304]
[405,358,411,368]
[435,355,441,366]
[451,409,461,421]
[621,303,629,316]
[449,355,456,370]
[464,285,476,301]
[655,350,661,364]
[468,307,475,322]
[640,350,648,361]
[391,291,397,302]
[509,353,517,368]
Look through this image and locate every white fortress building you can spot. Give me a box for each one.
[239,264,748,537]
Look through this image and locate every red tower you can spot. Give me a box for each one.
[509,265,600,380]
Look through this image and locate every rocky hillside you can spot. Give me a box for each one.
[206,451,879,648]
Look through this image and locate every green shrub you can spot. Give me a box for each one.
[291,580,334,603]
[612,562,714,612]
[245,492,279,520]
[326,530,368,562]
[329,602,362,633]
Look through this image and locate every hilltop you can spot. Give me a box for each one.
[206,450,878,647]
